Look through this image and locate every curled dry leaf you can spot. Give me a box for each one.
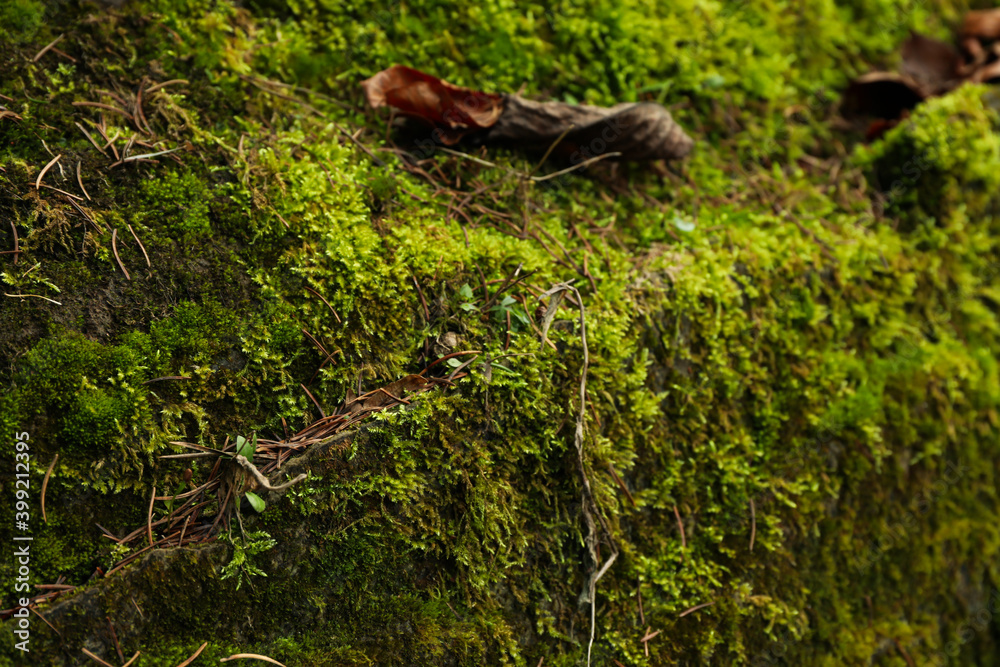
[899,33,962,95]
[845,15,1000,131]
[362,65,504,145]
[362,65,694,162]
[960,9,1000,83]
[486,95,694,162]
[345,374,428,413]
[843,34,960,121]
[961,9,1000,43]
[841,72,926,121]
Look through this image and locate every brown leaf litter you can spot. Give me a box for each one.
[362,64,694,164]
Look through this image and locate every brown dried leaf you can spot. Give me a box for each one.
[361,65,504,145]
[486,96,694,162]
[960,36,987,70]
[971,58,1000,84]
[372,373,426,402]
[345,374,428,412]
[841,72,926,120]
[538,287,566,349]
[842,31,973,125]
[844,11,1000,128]
[961,9,1000,42]
[362,65,694,162]
[899,33,962,96]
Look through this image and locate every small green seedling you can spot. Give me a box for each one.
[490,294,529,329]
[459,284,478,312]
[234,433,265,512]
[163,481,185,513]
[235,433,257,459]
[245,491,265,513]
[220,530,276,590]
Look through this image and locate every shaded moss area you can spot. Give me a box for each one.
[1,0,999,665]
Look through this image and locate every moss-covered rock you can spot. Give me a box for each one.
[1,0,998,665]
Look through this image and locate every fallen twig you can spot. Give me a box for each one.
[538,280,619,667]
[130,597,144,619]
[111,229,130,279]
[8,220,18,264]
[109,158,158,169]
[145,79,189,95]
[75,122,108,156]
[678,600,715,618]
[175,641,208,667]
[123,146,183,162]
[81,648,114,667]
[893,637,917,667]
[412,275,430,321]
[300,383,326,418]
[303,285,341,323]
[35,154,61,190]
[65,197,104,233]
[32,34,65,62]
[72,101,133,120]
[127,224,150,267]
[29,606,62,638]
[220,653,288,666]
[147,486,156,548]
[607,463,636,509]
[75,161,90,200]
[640,627,661,658]
[154,479,218,501]
[107,616,124,663]
[4,293,61,305]
[38,183,83,200]
[673,504,686,559]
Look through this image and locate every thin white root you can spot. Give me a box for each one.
[542,281,620,667]
[234,455,307,491]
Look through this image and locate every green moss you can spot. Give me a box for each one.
[10,333,151,486]
[136,171,213,243]
[0,0,45,45]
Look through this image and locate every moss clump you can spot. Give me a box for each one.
[12,332,154,489]
[136,171,214,243]
[0,0,45,45]
[857,84,1000,226]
